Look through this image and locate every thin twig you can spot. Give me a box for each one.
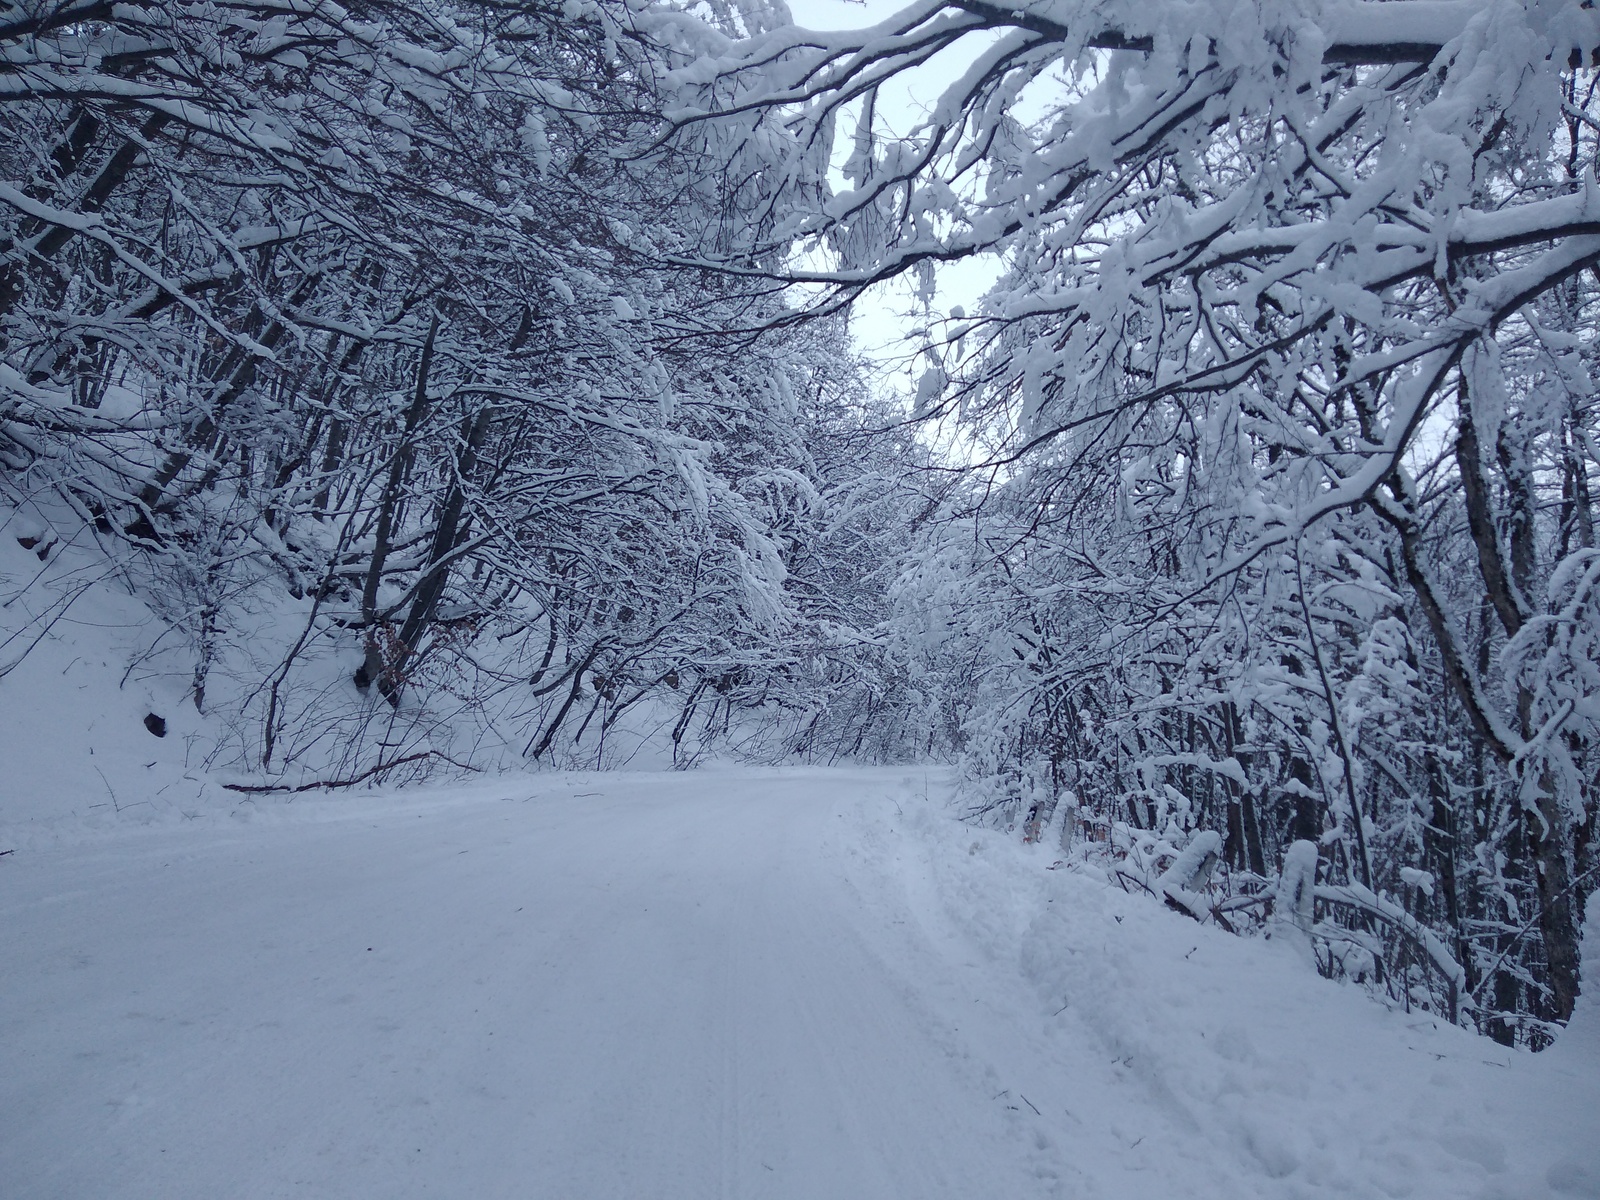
[92,764,119,811]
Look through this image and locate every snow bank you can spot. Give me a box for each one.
[0,513,226,842]
[868,793,1600,1199]
[0,500,718,852]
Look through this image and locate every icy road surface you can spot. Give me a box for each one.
[2,768,1595,1199]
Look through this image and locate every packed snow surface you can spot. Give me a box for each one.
[2,768,1595,1199]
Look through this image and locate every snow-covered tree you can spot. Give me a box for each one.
[0,0,909,779]
[669,0,1600,1038]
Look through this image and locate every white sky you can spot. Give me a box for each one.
[785,0,1006,394]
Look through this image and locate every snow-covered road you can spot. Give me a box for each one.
[3,769,1595,1199]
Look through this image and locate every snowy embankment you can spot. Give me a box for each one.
[2,769,1594,1200]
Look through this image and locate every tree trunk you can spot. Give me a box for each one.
[356,313,439,693]
[380,404,495,702]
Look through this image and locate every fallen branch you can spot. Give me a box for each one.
[220,750,478,794]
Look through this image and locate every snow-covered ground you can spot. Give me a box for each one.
[3,767,1595,1199]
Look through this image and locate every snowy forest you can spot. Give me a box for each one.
[4,0,1600,1076]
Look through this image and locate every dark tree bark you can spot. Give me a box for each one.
[356,312,440,693]
[380,404,497,702]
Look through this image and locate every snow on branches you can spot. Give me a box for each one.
[668,0,1600,1039]
[0,1,912,783]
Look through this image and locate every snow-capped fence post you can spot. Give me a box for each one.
[1274,840,1320,948]
[1157,829,1223,921]
[1049,789,1079,854]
